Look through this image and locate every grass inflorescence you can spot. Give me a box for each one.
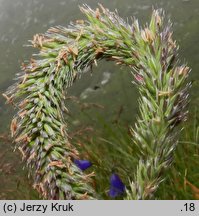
[3,4,191,199]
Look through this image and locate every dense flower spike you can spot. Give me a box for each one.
[4,4,190,199]
[109,174,125,198]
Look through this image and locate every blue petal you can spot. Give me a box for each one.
[74,159,92,171]
[109,187,121,198]
[110,173,125,194]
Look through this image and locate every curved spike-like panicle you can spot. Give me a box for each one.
[4,5,190,199]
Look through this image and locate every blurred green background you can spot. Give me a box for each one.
[0,0,198,199]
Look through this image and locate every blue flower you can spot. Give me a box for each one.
[109,173,125,198]
[74,159,92,171]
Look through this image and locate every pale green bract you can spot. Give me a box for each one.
[4,4,190,200]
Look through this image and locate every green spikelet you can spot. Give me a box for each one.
[4,4,190,199]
